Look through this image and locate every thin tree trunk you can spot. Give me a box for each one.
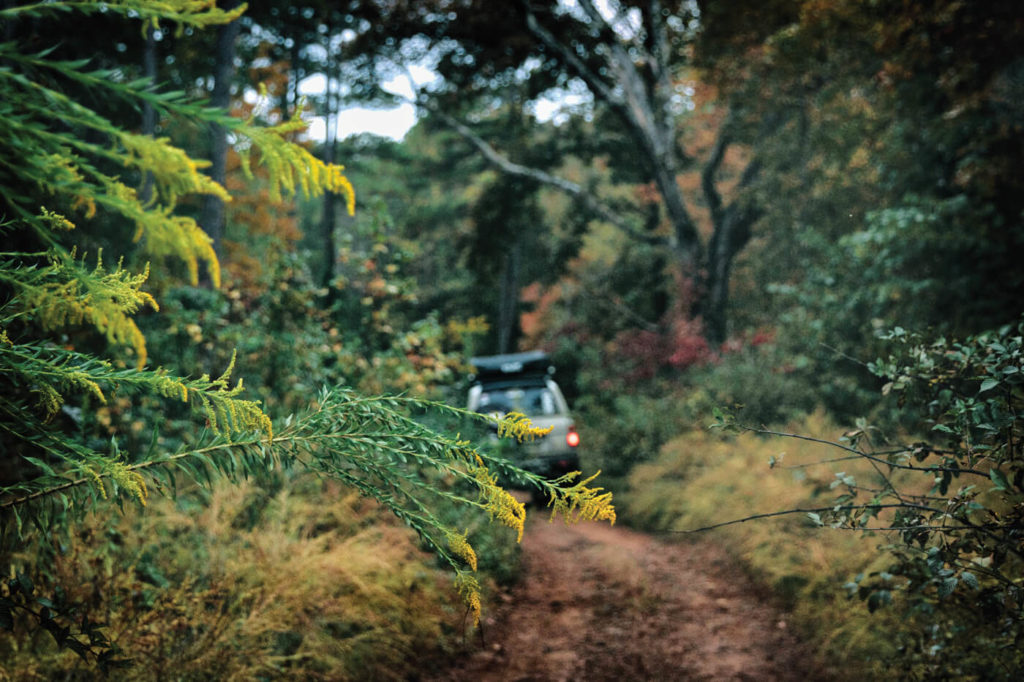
[497,241,522,354]
[139,27,157,204]
[288,36,301,119]
[320,152,337,290]
[198,0,241,272]
[320,23,338,291]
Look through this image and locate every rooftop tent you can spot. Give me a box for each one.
[469,351,554,387]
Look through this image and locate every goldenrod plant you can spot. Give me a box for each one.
[0,0,612,669]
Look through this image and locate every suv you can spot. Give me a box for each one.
[468,351,580,480]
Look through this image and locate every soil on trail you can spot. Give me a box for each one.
[429,513,830,682]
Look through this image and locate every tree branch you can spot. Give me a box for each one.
[520,1,623,109]
[424,103,664,246]
[702,122,729,224]
[521,1,701,262]
[668,503,942,534]
[743,426,990,478]
[580,281,662,333]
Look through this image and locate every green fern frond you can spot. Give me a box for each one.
[0,342,271,443]
[0,385,612,626]
[0,0,620,642]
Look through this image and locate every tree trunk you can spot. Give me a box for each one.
[320,22,338,291]
[198,0,241,270]
[435,1,767,347]
[320,140,337,290]
[140,26,157,204]
[701,205,758,345]
[287,36,301,118]
[496,241,522,354]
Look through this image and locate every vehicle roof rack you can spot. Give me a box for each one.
[469,351,553,383]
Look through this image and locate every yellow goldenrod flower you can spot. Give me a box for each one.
[454,572,483,628]
[446,529,479,571]
[496,411,554,443]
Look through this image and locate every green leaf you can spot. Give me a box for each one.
[15,573,33,596]
[989,467,1010,492]
[979,377,999,393]
[961,571,980,590]
[64,637,90,662]
[23,456,57,476]
[866,589,891,613]
[938,576,958,598]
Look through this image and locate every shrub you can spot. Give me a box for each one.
[629,320,1024,679]
[622,413,908,679]
[0,477,474,680]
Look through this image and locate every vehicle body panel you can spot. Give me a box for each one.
[468,352,580,479]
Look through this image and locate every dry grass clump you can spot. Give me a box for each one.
[3,476,466,680]
[623,411,910,679]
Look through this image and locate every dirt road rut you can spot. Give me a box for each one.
[430,515,828,681]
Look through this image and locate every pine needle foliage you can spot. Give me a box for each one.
[0,0,613,667]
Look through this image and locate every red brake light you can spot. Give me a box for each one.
[566,429,580,448]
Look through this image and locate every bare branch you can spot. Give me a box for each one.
[579,281,662,332]
[668,503,941,534]
[744,426,990,478]
[702,113,760,230]
[522,1,700,258]
[424,104,664,246]
[520,1,623,109]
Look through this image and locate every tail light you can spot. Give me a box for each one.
[566,427,580,448]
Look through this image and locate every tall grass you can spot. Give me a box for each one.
[3,474,518,679]
[622,411,913,679]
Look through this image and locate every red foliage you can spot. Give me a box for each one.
[613,329,670,382]
[608,316,712,383]
[750,328,776,347]
[667,317,711,368]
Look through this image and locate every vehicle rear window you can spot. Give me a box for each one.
[478,387,558,416]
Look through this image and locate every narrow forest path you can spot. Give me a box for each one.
[428,512,831,682]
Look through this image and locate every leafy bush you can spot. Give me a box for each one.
[692,334,820,427]
[577,384,706,481]
[574,331,818,482]
[633,320,1024,679]
[622,413,900,679]
[842,322,1024,678]
[0,476,484,679]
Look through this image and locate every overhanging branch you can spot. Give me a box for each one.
[668,503,941,534]
[520,0,623,111]
[425,104,665,246]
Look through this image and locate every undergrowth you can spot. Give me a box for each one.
[1,473,519,680]
[621,411,910,680]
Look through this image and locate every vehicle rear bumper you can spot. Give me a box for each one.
[518,452,580,479]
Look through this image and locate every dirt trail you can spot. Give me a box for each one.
[429,513,829,682]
